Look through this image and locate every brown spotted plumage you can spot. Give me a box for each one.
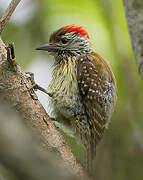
[36,25,117,175]
[77,52,116,172]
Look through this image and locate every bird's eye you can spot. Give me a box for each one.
[61,38,68,44]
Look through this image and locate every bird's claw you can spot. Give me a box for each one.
[25,72,52,97]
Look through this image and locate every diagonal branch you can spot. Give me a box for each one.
[0,0,21,35]
[0,0,88,179]
[0,100,77,180]
[0,40,86,179]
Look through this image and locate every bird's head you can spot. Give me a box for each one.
[36,25,92,58]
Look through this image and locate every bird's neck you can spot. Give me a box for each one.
[53,56,77,77]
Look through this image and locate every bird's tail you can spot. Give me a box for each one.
[85,140,96,176]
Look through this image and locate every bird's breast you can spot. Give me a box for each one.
[48,57,85,118]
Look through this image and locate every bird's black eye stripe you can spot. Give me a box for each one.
[61,38,68,44]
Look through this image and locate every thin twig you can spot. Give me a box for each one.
[0,0,21,35]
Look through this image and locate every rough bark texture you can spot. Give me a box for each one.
[0,0,90,179]
[123,0,143,78]
[0,38,85,178]
[0,100,76,180]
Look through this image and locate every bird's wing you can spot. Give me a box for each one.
[77,52,116,172]
[77,51,116,143]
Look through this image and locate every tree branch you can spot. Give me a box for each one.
[0,40,86,178]
[0,100,76,180]
[123,0,143,78]
[0,0,21,35]
[0,0,88,179]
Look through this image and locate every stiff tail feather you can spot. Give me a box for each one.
[85,140,96,176]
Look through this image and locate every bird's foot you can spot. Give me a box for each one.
[25,72,52,97]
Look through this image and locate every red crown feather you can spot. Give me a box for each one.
[63,25,90,39]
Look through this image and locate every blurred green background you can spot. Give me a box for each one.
[1,0,143,179]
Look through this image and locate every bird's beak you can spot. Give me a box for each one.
[35,44,59,52]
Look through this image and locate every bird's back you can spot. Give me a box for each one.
[77,51,117,174]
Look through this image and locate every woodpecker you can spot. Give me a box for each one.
[36,25,117,174]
